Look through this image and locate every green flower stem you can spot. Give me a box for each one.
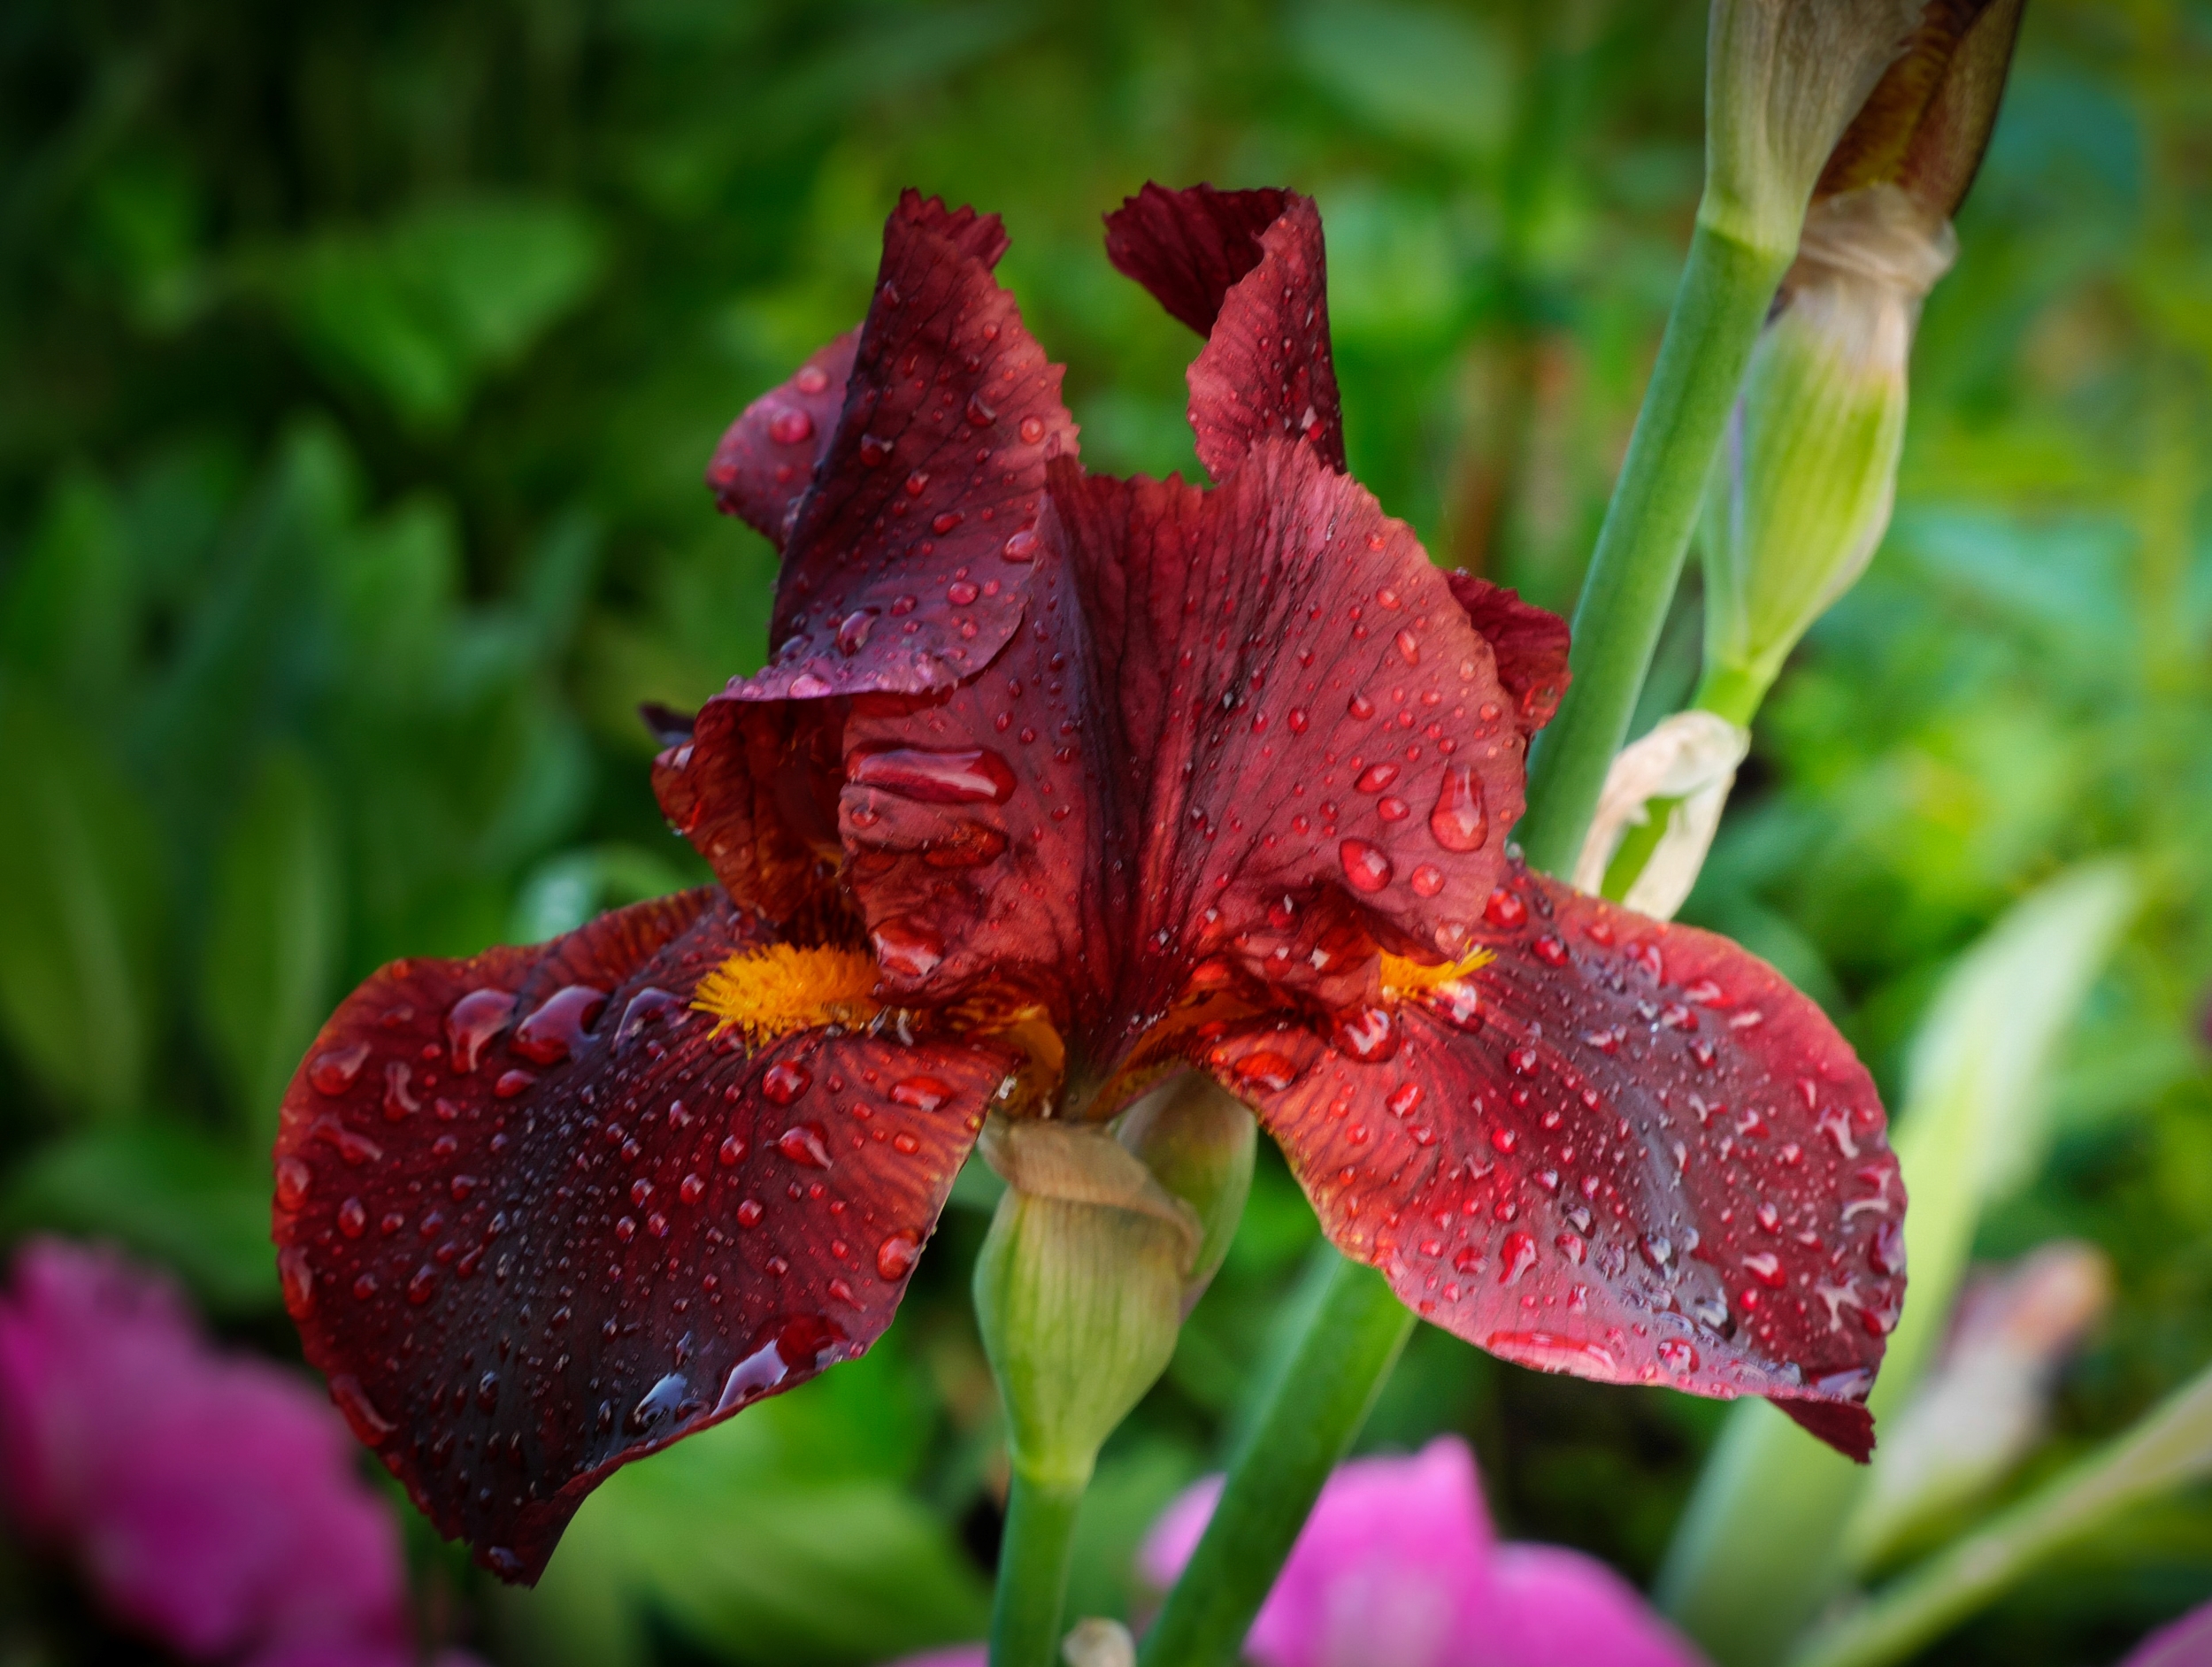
[991,1463,1089,1667]
[1598,663,1770,903]
[1783,1362,2212,1667]
[1135,1255,1415,1667]
[1515,223,1792,877]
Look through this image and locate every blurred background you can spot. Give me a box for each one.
[1,2,2208,1663]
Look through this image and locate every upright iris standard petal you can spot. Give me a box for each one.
[1061,441,1526,1002]
[1106,185,1345,477]
[706,330,857,549]
[272,891,1010,1579]
[741,190,1079,702]
[1206,862,1901,1458]
[1443,574,1573,738]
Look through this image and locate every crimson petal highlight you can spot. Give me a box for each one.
[273,892,1009,1579]
[742,190,1079,702]
[1209,864,1901,1457]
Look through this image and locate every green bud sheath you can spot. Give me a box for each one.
[1701,184,1953,704]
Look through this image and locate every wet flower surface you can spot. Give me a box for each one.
[0,1238,468,1667]
[273,185,1903,1581]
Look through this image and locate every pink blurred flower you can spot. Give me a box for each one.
[2122,1597,2212,1667]
[1138,1437,1705,1667]
[0,1237,473,1667]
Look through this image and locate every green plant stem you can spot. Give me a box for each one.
[991,1465,1087,1667]
[1784,1364,2212,1667]
[1516,224,1792,877]
[1598,662,1770,902]
[1136,1255,1415,1667]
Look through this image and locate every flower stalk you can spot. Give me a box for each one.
[1134,1252,1415,1667]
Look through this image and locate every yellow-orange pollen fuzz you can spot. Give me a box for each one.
[1379,947,1494,1002]
[691,944,881,1049]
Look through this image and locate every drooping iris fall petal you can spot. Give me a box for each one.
[1208,864,1901,1455]
[1106,184,1346,477]
[272,890,1010,1579]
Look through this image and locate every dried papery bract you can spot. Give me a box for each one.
[1575,711,1751,920]
[1701,0,1923,257]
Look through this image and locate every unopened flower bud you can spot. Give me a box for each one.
[1699,184,1953,714]
[973,1076,1256,1486]
[1701,0,1922,257]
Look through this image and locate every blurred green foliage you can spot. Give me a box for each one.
[2,2,2208,1663]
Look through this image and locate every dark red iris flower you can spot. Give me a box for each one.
[272,185,1905,1583]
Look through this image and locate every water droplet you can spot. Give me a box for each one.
[1742,1252,1785,1287]
[719,1134,747,1168]
[1640,1234,1674,1271]
[1394,627,1420,665]
[1332,1005,1398,1064]
[1232,1051,1299,1093]
[768,408,815,446]
[1656,1338,1699,1375]
[1486,1332,1618,1379]
[446,989,515,1073]
[337,1196,367,1237]
[1348,693,1376,720]
[476,1371,501,1411]
[406,1264,439,1305]
[1429,766,1486,852]
[1755,1202,1781,1233]
[1483,888,1527,929]
[858,434,891,466]
[762,1060,811,1106]
[1499,1231,1538,1284]
[629,1371,693,1434]
[1018,415,1047,445]
[1386,1081,1423,1117]
[1287,707,1310,734]
[1356,763,1400,794]
[795,364,831,395]
[947,579,979,605]
[274,1157,312,1211]
[835,611,874,655]
[891,1076,952,1112]
[513,985,608,1065]
[278,1247,315,1316]
[778,1125,833,1169]
[717,1341,788,1412]
[877,1230,922,1280]
[848,745,1016,804]
[1870,1219,1905,1277]
[892,1131,922,1155]
[872,918,945,979]
[1532,934,1568,967]
[1409,864,1445,897]
[791,671,833,698]
[736,1198,764,1227]
[1002,527,1039,563]
[329,1374,394,1444]
[1339,839,1394,893]
[309,1042,371,1095]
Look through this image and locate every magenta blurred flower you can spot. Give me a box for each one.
[2123,1597,2212,1667]
[1139,1437,1706,1667]
[0,1236,472,1667]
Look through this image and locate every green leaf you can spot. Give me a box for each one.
[1288,0,1513,159]
[198,747,342,1141]
[508,844,691,945]
[0,1122,275,1314]
[1787,1359,2212,1667]
[273,197,604,431]
[0,688,167,1120]
[1656,860,2139,1667]
[0,468,134,716]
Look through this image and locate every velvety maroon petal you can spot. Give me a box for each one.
[1103,182,1295,337]
[272,892,1010,1580]
[652,700,845,924]
[1106,185,1343,480]
[835,495,1118,1015]
[1446,574,1572,739]
[706,331,858,550]
[1207,864,1901,1456]
[741,189,1078,702]
[1059,441,1525,1022]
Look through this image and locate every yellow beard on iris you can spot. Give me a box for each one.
[691,944,883,1049]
